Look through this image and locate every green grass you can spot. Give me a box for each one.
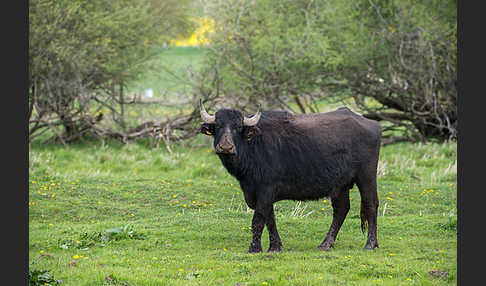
[29,138,456,285]
[126,46,205,98]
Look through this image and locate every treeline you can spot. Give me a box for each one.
[29,0,456,145]
[197,0,456,143]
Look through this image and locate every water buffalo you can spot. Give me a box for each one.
[198,100,381,253]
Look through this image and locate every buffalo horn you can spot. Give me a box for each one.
[199,99,215,124]
[243,105,262,126]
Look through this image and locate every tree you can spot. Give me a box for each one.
[193,0,456,142]
[326,0,457,142]
[194,0,343,113]
[29,0,195,143]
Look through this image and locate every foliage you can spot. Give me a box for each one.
[29,0,195,142]
[29,269,61,286]
[327,0,457,142]
[58,225,147,250]
[194,0,456,142]
[196,0,344,112]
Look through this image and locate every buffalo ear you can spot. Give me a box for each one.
[199,123,214,136]
[245,126,260,141]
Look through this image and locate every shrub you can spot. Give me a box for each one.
[194,0,456,142]
[29,0,195,142]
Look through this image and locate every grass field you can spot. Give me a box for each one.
[126,47,205,98]
[29,136,457,285]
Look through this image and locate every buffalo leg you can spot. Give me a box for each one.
[248,194,274,253]
[248,209,265,253]
[357,174,379,250]
[317,188,350,251]
[265,205,282,252]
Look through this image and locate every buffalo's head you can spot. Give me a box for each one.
[199,99,261,155]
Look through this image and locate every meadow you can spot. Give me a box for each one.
[29,137,457,286]
[29,47,456,286]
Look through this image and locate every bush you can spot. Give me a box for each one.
[29,0,195,142]
[194,0,456,142]
[197,0,343,112]
[29,269,61,286]
[329,0,457,142]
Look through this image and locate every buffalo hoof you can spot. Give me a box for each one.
[363,243,379,250]
[363,240,379,250]
[247,246,263,253]
[317,242,334,251]
[267,246,282,253]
